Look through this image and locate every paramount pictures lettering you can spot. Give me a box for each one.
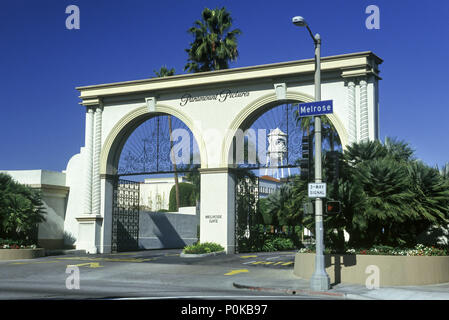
[180,89,249,106]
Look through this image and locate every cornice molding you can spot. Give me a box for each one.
[76,52,382,104]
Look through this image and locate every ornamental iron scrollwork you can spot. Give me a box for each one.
[112,179,140,252]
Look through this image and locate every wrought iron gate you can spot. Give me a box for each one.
[234,172,260,253]
[112,179,140,252]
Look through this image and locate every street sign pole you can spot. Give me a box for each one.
[310,33,331,291]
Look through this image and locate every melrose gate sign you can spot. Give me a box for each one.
[67,51,381,254]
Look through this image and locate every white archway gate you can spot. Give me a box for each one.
[72,51,382,253]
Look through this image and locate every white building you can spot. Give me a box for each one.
[139,176,191,211]
[258,175,281,198]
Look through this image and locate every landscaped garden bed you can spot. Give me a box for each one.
[0,241,44,260]
[293,244,449,286]
[180,242,225,258]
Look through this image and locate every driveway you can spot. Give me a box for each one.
[0,249,326,300]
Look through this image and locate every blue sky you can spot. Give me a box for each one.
[1,0,448,171]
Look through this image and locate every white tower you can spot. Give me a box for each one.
[264,128,290,179]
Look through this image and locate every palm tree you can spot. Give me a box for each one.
[153,66,180,211]
[184,7,242,72]
[154,66,175,78]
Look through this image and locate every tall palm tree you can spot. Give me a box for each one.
[184,7,242,73]
[153,66,180,211]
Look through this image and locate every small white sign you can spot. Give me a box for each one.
[308,183,326,198]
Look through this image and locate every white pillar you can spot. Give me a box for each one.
[200,169,235,253]
[92,106,103,216]
[77,105,103,254]
[84,107,94,214]
[347,81,357,144]
[359,79,369,142]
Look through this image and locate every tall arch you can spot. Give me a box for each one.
[221,91,349,166]
[100,104,208,175]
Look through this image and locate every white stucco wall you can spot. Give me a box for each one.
[64,150,85,247]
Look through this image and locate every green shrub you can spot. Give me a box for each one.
[298,244,449,256]
[183,242,225,254]
[168,182,196,211]
[0,173,46,243]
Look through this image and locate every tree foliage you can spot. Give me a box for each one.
[184,7,241,73]
[263,138,449,249]
[168,182,196,212]
[0,173,46,243]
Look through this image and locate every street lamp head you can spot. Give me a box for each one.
[292,16,308,27]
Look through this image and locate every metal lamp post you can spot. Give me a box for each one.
[292,16,330,291]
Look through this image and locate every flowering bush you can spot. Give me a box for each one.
[0,238,38,249]
[298,244,448,256]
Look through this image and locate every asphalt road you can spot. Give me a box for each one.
[0,249,330,300]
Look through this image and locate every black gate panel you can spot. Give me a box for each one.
[234,172,259,253]
[112,179,140,252]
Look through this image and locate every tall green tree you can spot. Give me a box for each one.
[184,7,241,72]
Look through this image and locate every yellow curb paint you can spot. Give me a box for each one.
[281,262,294,266]
[67,262,103,268]
[224,269,249,276]
[240,255,257,259]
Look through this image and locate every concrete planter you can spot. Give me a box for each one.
[180,251,226,258]
[0,248,45,260]
[294,252,449,286]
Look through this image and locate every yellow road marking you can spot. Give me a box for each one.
[67,262,103,268]
[11,260,59,265]
[240,255,257,259]
[55,257,156,263]
[247,260,294,266]
[224,269,249,276]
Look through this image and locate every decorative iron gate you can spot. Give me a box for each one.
[112,179,140,252]
[234,172,260,253]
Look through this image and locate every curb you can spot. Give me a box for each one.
[180,250,226,258]
[232,282,347,299]
[45,249,86,257]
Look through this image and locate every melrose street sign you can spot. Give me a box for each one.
[298,100,333,117]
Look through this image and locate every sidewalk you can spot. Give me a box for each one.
[232,270,449,300]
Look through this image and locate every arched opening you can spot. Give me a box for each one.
[228,99,343,253]
[107,112,201,252]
